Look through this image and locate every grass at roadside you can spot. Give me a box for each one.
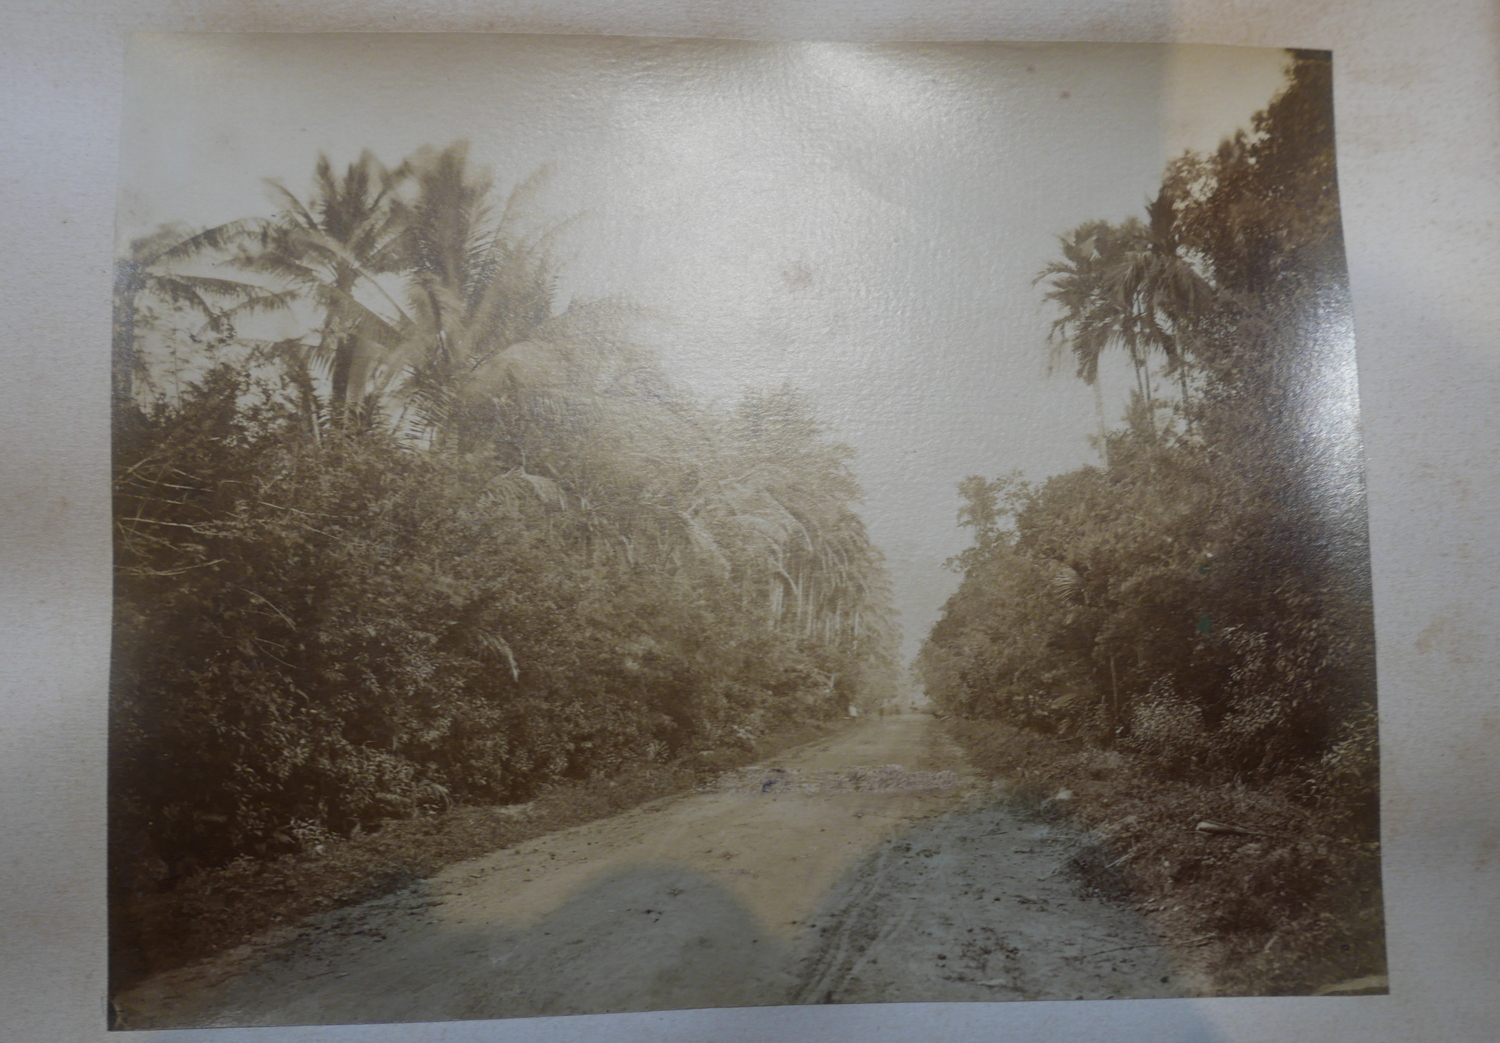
[111,718,848,995]
[946,718,1386,996]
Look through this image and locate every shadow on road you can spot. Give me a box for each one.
[123,863,801,1028]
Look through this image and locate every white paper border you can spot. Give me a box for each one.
[3,1,1497,1041]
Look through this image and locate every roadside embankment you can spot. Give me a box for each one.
[113,714,970,1027]
[111,717,852,1001]
[945,718,1386,996]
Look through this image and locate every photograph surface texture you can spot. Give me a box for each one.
[107,34,1384,1028]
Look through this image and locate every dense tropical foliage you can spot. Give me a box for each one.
[917,52,1378,832]
[111,143,899,883]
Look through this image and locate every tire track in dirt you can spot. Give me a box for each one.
[792,794,1191,1003]
[114,715,1189,1028]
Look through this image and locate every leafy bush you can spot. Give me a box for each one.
[916,53,1377,828]
[1122,680,1209,779]
[110,145,900,893]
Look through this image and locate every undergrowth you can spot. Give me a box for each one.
[949,718,1386,996]
[110,718,844,996]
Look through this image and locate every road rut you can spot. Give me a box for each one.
[115,715,1188,1028]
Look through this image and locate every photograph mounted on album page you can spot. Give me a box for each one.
[107,32,1385,1029]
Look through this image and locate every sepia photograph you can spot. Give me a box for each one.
[107,33,1384,1029]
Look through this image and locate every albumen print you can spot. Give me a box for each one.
[109,34,1384,1028]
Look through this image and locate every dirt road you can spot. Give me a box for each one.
[115,715,1188,1028]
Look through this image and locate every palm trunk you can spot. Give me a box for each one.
[329,329,356,422]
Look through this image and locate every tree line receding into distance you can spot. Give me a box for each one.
[111,51,1378,972]
[918,53,1379,838]
[110,143,901,886]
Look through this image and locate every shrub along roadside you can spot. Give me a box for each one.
[110,718,848,996]
[113,142,903,934]
[948,718,1386,996]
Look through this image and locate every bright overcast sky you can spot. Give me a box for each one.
[120,34,1293,663]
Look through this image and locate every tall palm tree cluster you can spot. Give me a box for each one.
[115,144,573,442]
[110,143,900,888]
[920,52,1376,817]
[1036,185,1215,427]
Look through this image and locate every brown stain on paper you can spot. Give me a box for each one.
[1413,608,1482,668]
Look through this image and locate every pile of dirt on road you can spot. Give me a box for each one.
[111,719,847,995]
[946,719,1386,996]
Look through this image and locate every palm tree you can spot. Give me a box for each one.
[715,386,895,650]
[113,224,293,406]
[233,151,413,428]
[1038,219,1142,392]
[1115,189,1216,410]
[392,144,565,452]
[1037,188,1216,432]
